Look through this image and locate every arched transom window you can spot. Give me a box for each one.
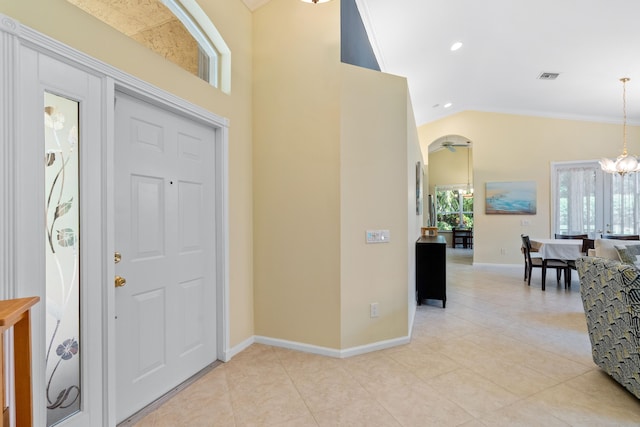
[67,0,230,92]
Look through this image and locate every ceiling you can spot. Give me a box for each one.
[245,0,640,128]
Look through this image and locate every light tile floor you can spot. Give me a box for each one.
[131,249,640,426]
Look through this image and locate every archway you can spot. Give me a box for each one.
[427,135,474,256]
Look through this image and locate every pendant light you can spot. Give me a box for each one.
[600,77,640,175]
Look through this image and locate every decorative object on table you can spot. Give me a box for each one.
[486,181,536,214]
[421,227,438,237]
[600,77,640,175]
[427,194,436,227]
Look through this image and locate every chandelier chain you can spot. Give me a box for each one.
[622,77,629,156]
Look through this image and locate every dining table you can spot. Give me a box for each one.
[530,238,584,261]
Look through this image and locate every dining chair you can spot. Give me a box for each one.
[554,233,588,240]
[554,233,589,274]
[601,234,640,240]
[521,234,570,290]
[452,227,473,248]
[582,238,595,253]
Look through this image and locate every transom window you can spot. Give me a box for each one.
[66,0,230,92]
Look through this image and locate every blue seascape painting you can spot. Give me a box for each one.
[485,181,536,214]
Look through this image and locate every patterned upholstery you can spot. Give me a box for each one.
[576,256,640,399]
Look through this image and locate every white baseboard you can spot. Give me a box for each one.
[339,335,411,358]
[222,335,254,362]
[473,262,521,268]
[249,334,411,359]
[255,336,342,358]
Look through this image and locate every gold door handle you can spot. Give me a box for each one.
[114,252,122,264]
[115,276,127,288]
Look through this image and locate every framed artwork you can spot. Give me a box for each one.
[485,181,536,214]
[416,161,423,215]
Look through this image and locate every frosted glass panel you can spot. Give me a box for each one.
[44,92,81,425]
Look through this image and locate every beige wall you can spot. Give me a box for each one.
[1,0,256,348]
[253,0,342,348]
[254,0,421,350]
[419,110,640,265]
[428,147,473,195]
[340,64,414,348]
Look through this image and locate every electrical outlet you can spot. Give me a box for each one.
[370,302,379,318]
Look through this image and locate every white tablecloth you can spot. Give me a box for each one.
[530,238,583,260]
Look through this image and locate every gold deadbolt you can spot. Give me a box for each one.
[115,275,127,288]
[114,252,122,264]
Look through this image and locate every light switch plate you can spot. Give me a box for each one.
[366,229,390,244]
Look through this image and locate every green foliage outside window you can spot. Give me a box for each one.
[435,188,474,230]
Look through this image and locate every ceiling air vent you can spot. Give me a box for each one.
[538,72,560,80]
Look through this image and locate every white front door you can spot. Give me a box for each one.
[114,92,217,422]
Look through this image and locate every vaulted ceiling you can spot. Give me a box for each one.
[244,0,640,128]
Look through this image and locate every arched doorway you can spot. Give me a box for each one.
[427,135,474,260]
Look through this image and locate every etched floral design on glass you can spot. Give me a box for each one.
[44,94,81,426]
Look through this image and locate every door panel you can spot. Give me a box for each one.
[15,44,105,427]
[115,92,216,422]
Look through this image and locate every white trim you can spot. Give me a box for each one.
[0,14,18,302]
[255,336,342,358]
[103,77,117,427]
[473,262,521,268]
[224,336,255,362]
[217,125,231,363]
[160,0,219,87]
[0,24,19,424]
[164,0,232,94]
[339,336,411,358]
[255,335,411,359]
[428,105,639,127]
[407,302,416,339]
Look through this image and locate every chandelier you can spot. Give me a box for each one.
[600,77,640,175]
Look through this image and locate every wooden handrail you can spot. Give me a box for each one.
[0,297,40,427]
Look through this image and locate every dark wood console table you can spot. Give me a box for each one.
[415,235,446,308]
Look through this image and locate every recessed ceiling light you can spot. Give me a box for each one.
[444,102,453,108]
[450,42,463,51]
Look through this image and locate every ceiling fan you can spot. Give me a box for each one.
[440,140,470,152]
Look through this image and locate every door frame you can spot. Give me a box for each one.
[1,14,230,426]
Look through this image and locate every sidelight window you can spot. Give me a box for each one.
[44,93,81,426]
